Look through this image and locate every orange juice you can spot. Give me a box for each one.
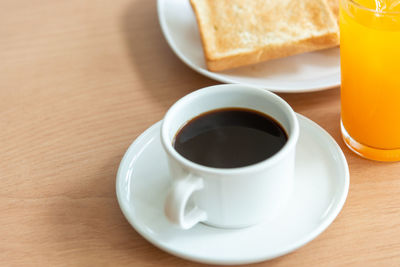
[340,0,400,161]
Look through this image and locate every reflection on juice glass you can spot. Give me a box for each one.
[340,0,400,161]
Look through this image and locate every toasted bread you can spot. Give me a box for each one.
[190,0,340,71]
[327,0,340,23]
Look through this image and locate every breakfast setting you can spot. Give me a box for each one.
[1,0,399,266]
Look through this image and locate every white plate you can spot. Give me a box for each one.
[157,0,340,93]
[116,114,349,265]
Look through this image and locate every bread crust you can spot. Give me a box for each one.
[206,32,339,71]
[327,0,340,23]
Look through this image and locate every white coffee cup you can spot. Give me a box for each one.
[161,84,299,229]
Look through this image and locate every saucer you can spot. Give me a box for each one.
[157,0,340,93]
[116,114,349,265]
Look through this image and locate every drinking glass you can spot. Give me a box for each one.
[340,0,400,161]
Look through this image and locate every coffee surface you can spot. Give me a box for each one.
[173,108,288,168]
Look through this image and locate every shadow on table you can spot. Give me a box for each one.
[120,0,215,109]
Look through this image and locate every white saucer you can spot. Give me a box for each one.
[157,0,341,93]
[116,114,349,265]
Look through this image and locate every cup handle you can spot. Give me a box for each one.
[164,174,207,229]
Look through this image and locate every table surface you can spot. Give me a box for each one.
[1,0,399,266]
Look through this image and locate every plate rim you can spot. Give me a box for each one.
[116,114,350,265]
[157,0,341,93]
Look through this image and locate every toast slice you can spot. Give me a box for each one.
[190,0,340,71]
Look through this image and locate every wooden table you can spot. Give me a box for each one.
[1,0,399,266]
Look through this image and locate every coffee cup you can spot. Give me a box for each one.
[161,84,299,229]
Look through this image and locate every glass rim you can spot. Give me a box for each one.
[346,0,400,15]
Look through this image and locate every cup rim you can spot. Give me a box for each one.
[345,0,400,15]
[160,84,299,176]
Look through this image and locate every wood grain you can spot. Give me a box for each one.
[1,0,399,266]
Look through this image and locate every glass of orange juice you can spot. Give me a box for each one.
[340,0,400,161]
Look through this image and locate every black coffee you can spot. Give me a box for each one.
[173,108,288,168]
